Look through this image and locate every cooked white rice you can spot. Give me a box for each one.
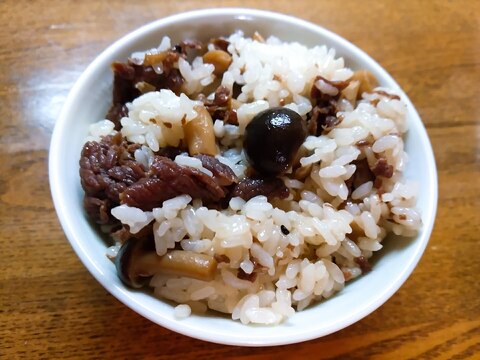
[91,32,421,325]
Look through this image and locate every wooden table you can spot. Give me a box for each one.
[1,1,479,358]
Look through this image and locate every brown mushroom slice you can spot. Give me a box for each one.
[202,50,232,76]
[115,237,218,288]
[115,237,154,288]
[157,250,217,281]
[340,80,360,106]
[184,105,218,156]
[142,52,169,66]
[135,81,156,94]
[351,70,379,99]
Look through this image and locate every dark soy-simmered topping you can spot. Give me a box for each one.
[243,107,307,176]
[116,237,218,288]
[231,177,289,202]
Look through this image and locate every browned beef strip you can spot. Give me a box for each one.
[352,159,375,189]
[112,62,183,106]
[121,178,177,210]
[84,196,112,224]
[210,38,230,52]
[110,62,136,105]
[120,156,231,210]
[356,139,371,147]
[307,101,339,136]
[155,146,184,160]
[111,226,132,244]
[231,177,289,201]
[108,161,146,186]
[212,86,230,107]
[224,109,238,125]
[193,154,237,186]
[372,157,394,178]
[79,134,145,201]
[81,134,286,217]
[355,256,372,273]
[109,55,185,111]
[175,39,203,55]
[214,254,230,263]
[105,103,129,130]
[307,76,350,136]
[151,156,227,200]
[237,268,257,282]
[79,134,146,223]
[373,90,401,101]
[111,223,154,244]
[204,86,231,122]
[345,158,376,197]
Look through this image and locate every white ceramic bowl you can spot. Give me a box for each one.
[49,8,438,346]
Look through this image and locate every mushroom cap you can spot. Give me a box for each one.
[115,237,156,288]
[115,238,218,288]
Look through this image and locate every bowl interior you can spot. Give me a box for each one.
[49,8,438,346]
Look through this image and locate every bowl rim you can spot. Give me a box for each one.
[49,7,438,346]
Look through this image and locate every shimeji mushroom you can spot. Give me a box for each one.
[244,107,307,176]
[115,237,218,288]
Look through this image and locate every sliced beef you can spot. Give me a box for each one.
[155,146,183,160]
[236,256,266,282]
[121,177,177,210]
[110,223,154,244]
[355,256,372,273]
[81,133,239,215]
[81,133,286,218]
[310,76,350,101]
[79,134,146,224]
[111,60,184,105]
[111,62,137,105]
[372,157,394,178]
[214,254,230,263]
[79,133,145,202]
[307,76,349,136]
[308,106,341,135]
[212,86,230,107]
[223,109,238,125]
[194,154,237,186]
[204,86,233,123]
[108,161,146,186]
[107,51,185,121]
[355,140,371,147]
[210,38,230,52]
[351,159,375,189]
[106,103,129,130]
[373,90,401,101]
[237,268,257,282]
[174,39,203,55]
[346,157,394,197]
[84,196,112,224]
[231,177,289,201]
[111,226,133,244]
[120,156,233,211]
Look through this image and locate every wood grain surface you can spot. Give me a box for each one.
[1,0,479,358]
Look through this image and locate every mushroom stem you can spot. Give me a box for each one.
[350,70,378,99]
[115,237,218,288]
[184,105,217,156]
[157,250,217,281]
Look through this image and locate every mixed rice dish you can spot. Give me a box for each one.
[79,31,421,325]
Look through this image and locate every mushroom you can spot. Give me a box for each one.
[350,70,379,99]
[202,49,232,76]
[115,237,218,288]
[183,105,218,156]
[243,107,307,176]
